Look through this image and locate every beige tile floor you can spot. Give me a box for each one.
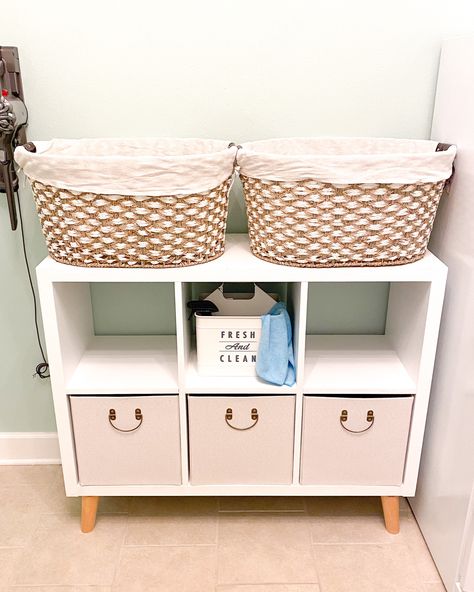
[0,465,445,591]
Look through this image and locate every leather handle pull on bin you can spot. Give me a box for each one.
[339,409,375,434]
[225,407,259,431]
[108,408,143,433]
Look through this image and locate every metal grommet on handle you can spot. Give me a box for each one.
[108,408,143,433]
[225,407,259,431]
[339,409,374,433]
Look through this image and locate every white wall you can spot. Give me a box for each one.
[410,36,474,591]
[0,0,473,432]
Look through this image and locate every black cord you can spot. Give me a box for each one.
[9,98,48,377]
[15,190,50,379]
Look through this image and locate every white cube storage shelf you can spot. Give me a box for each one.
[36,234,447,497]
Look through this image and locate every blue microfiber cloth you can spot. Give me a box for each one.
[256,302,296,386]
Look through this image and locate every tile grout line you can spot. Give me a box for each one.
[215,507,223,587]
[212,505,219,592]
[216,580,322,588]
[307,511,324,592]
[311,541,411,546]
[123,542,219,547]
[1,586,113,590]
[217,509,307,514]
[110,512,130,588]
[0,545,26,549]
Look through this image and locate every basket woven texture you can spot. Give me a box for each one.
[30,178,232,268]
[241,176,446,267]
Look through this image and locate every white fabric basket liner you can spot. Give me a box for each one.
[15,138,238,198]
[237,137,456,184]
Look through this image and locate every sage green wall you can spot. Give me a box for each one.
[91,284,177,336]
[306,283,389,335]
[1,0,472,431]
[0,185,55,431]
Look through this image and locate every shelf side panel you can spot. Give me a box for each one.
[36,275,82,494]
[288,282,307,484]
[176,282,193,380]
[287,282,307,385]
[175,282,191,484]
[53,283,94,388]
[401,274,447,490]
[385,282,431,388]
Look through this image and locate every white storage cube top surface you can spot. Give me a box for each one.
[304,335,415,395]
[36,235,447,283]
[67,335,178,395]
[186,351,296,394]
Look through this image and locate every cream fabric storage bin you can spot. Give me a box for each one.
[300,395,414,485]
[188,395,295,484]
[70,395,181,485]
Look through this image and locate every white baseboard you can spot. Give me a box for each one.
[0,432,61,465]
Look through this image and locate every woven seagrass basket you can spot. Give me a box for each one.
[238,138,456,267]
[15,138,238,268]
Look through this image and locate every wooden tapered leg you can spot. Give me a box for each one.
[381,496,400,534]
[81,496,100,533]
